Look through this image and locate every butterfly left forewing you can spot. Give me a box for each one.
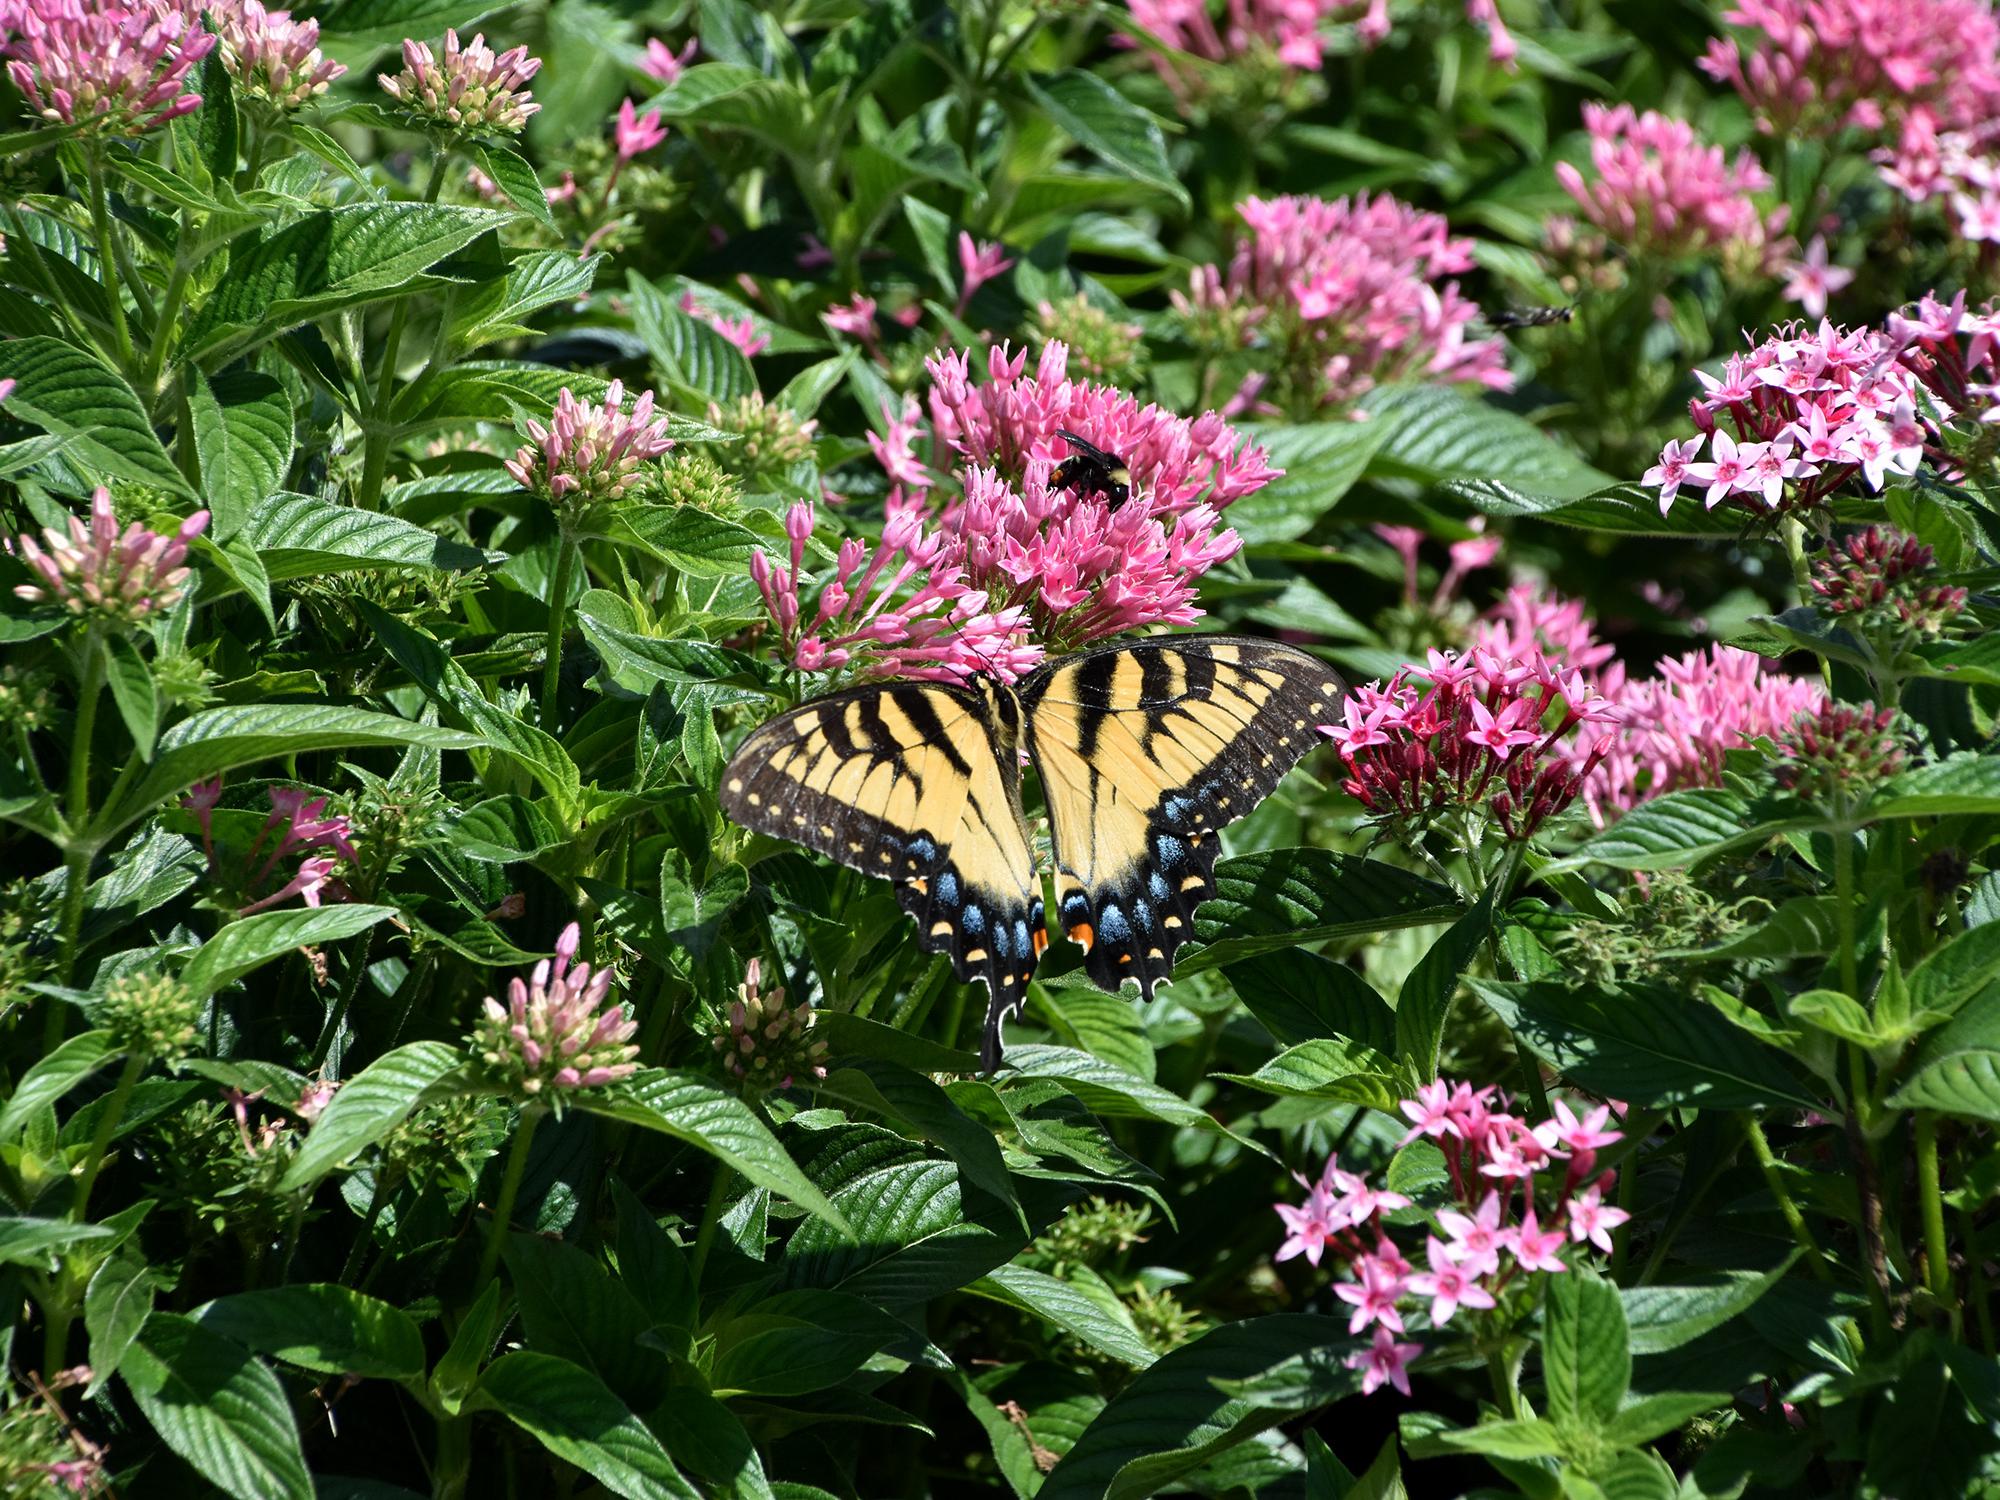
[1022,636,1342,999]
[719,680,1044,1069]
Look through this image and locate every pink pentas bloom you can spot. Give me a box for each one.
[1274,1182,1344,1267]
[1408,1235,1497,1325]
[1510,1208,1570,1274]
[1567,1183,1631,1253]
[183,777,224,860]
[1534,1098,1623,1182]
[0,0,214,135]
[237,855,338,915]
[715,957,827,1091]
[823,294,881,345]
[1334,1251,1408,1335]
[378,29,541,133]
[1780,236,1856,318]
[1347,1327,1423,1397]
[1553,102,1780,266]
[639,36,698,85]
[211,0,343,110]
[260,787,360,866]
[1123,0,1349,73]
[472,922,640,1100]
[1321,1162,1411,1223]
[613,97,666,160]
[867,397,932,491]
[8,487,209,626]
[954,232,1015,313]
[1436,1192,1509,1278]
[1177,193,1512,412]
[677,291,769,359]
[505,381,674,512]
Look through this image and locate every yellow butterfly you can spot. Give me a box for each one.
[720,636,1341,1069]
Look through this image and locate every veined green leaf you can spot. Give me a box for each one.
[122,1314,312,1500]
[242,493,488,579]
[280,1042,471,1190]
[180,906,397,1000]
[0,337,191,496]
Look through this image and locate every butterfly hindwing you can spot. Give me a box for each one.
[719,680,1043,1058]
[1022,636,1342,1001]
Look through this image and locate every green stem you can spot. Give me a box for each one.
[1963,1205,1996,1355]
[688,1158,733,1285]
[309,924,379,1077]
[1745,1116,1832,1281]
[71,1050,144,1223]
[539,530,580,730]
[1485,1341,1521,1419]
[1832,824,1862,1012]
[67,626,105,839]
[474,1106,541,1287]
[357,149,447,509]
[1914,1112,1955,1316]
[338,1164,401,1287]
[47,629,108,1052]
[85,155,136,376]
[139,248,193,401]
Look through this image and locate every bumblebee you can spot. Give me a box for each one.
[1488,305,1574,330]
[1051,429,1131,510]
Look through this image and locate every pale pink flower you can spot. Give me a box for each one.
[1398,1079,1460,1144]
[1554,102,1779,265]
[505,380,674,510]
[1533,1099,1622,1177]
[1321,1163,1411,1223]
[0,0,214,135]
[1346,1327,1422,1396]
[1334,1252,1408,1334]
[0,379,14,404]
[1642,437,1704,512]
[1437,1192,1508,1277]
[1567,1183,1631,1253]
[613,97,666,160]
[1124,0,1349,73]
[639,36,697,85]
[378,29,541,133]
[1407,1235,1496,1325]
[261,787,360,866]
[1510,1208,1570,1273]
[211,0,343,109]
[295,1078,338,1122]
[472,922,639,1098]
[8,487,209,624]
[237,855,337,915]
[823,293,881,344]
[954,232,1015,313]
[1274,1183,1344,1266]
[183,778,223,858]
[715,957,827,1090]
[1780,236,1855,318]
[867,397,932,491]
[676,292,769,359]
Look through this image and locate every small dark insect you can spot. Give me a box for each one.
[1488,305,1575,330]
[1051,429,1132,510]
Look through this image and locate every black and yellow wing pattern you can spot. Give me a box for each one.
[720,637,1339,1070]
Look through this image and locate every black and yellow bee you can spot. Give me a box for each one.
[1050,430,1131,510]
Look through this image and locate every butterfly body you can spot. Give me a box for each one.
[720,636,1341,1070]
[1050,429,1132,510]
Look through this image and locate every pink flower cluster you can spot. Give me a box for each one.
[639,36,698,86]
[505,380,675,512]
[212,0,344,111]
[1554,103,1780,265]
[0,0,214,135]
[679,291,769,359]
[1277,1081,1628,1396]
[1322,645,1616,843]
[751,497,1039,683]
[8,487,209,624]
[1124,0,1515,75]
[184,781,360,915]
[956,233,1014,315]
[378,29,542,133]
[1646,298,2000,517]
[472,923,640,1098]
[1178,193,1512,410]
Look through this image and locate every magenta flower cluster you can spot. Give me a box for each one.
[0,0,214,136]
[1276,1081,1628,1396]
[472,923,640,1099]
[1554,103,1780,265]
[1178,193,1512,410]
[184,781,360,915]
[8,488,209,625]
[505,380,676,511]
[1322,645,1617,844]
[212,0,345,111]
[1125,0,1515,76]
[1645,297,2000,518]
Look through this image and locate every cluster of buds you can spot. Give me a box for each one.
[213,0,344,111]
[1775,702,1905,804]
[504,381,675,515]
[1552,102,1781,268]
[378,29,541,134]
[96,971,201,1063]
[472,923,640,1101]
[707,393,816,477]
[1322,647,1616,846]
[1812,526,1967,635]
[8,488,209,626]
[0,0,214,135]
[714,958,828,1090]
[1175,193,1511,413]
[1278,1080,1628,1397]
[1031,295,1146,384]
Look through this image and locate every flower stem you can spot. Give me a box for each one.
[1745,1115,1831,1281]
[1485,1341,1521,1419]
[1915,1112,1955,1316]
[71,1049,144,1224]
[309,923,379,1077]
[474,1106,541,1287]
[357,149,448,510]
[539,530,579,729]
[48,628,108,1052]
[140,248,194,401]
[85,154,136,377]
[688,1157,734,1285]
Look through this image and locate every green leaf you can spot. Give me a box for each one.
[1546,789,1806,874]
[575,601,770,701]
[819,1058,1025,1230]
[182,204,515,362]
[1866,755,2000,819]
[1181,849,1462,973]
[1231,422,1392,545]
[431,1280,503,1416]
[503,1235,674,1409]
[709,1288,919,1396]
[447,249,598,352]
[1889,1051,2000,1122]
[189,369,294,540]
[974,1264,1156,1369]
[1038,1316,1352,1500]
[180,905,396,1000]
[122,1314,312,1500]
[0,336,192,496]
[1366,385,1611,498]
[1397,893,1494,1082]
[1472,979,1818,1109]
[1543,1266,1629,1427]
[280,1042,468,1190]
[104,635,158,760]
[1601,1390,1728,1448]
[1620,1255,1800,1355]
[96,706,481,842]
[1908,921,2000,1019]
[1448,479,1765,537]
[628,273,757,402]
[472,1351,700,1500]
[608,1179,696,1350]
[1002,1044,1242,1136]
[577,1071,848,1234]
[241,493,487,579]
[0,1218,115,1267]
[85,1251,159,1396]
[1022,71,1188,210]
[194,1286,424,1380]
[614,505,761,577]
[1414,1418,1565,1460]
[451,795,564,863]
[0,1029,117,1141]
[1222,950,1395,1053]
[474,144,559,232]
[1212,1038,1407,1110]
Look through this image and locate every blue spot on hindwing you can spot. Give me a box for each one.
[1133,897,1154,931]
[1148,871,1169,902]
[937,871,959,904]
[1015,918,1030,955]
[1060,891,1090,921]
[1155,833,1187,867]
[993,923,1011,958]
[908,834,938,862]
[1098,904,1131,942]
[1162,796,1191,825]
[962,904,985,934]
